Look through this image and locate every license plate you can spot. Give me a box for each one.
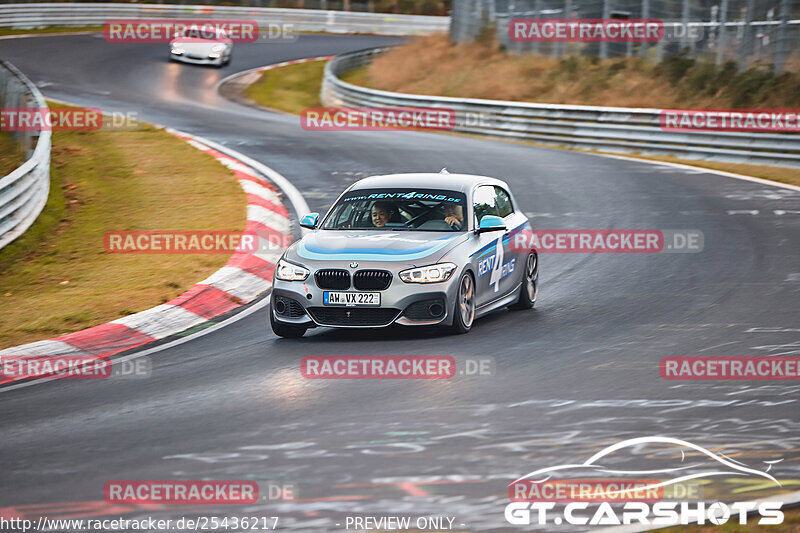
[323,291,381,307]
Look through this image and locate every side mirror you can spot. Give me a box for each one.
[299,213,319,229]
[476,215,506,233]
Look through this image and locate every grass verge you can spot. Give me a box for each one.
[355,34,800,108]
[244,60,326,114]
[0,26,103,37]
[0,131,25,176]
[0,121,246,349]
[244,60,800,187]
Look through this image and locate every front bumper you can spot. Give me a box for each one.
[170,52,226,66]
[271,267,461,328]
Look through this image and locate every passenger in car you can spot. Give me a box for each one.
[443,204,464,230]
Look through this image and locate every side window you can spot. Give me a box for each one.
[334,204,354,227]
[494,187,514,218]
[473,185,499,224]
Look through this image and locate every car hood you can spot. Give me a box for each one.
[292,230,468,264]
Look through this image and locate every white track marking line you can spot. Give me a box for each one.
[593,153,800,192]
[0,294,272,393]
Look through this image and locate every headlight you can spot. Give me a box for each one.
[211,44,225,52]
[170,47,184,55]
[275,258,309,281]
[399,262,457,284]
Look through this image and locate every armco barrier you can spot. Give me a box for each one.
[321,48,800,168]
[0,3,448,35]
[0,60,50,251]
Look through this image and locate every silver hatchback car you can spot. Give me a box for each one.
[270,172,538,337]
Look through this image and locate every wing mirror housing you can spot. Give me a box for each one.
[476,215,506,233]
[299,213,319,229]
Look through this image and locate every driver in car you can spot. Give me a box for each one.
[371,201,395,228]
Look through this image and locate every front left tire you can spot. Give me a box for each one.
[450,271,476,334]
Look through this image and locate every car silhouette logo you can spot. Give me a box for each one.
[510,436,783,501]
[350,262,358,268]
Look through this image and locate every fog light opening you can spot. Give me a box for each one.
[429,303,444,317]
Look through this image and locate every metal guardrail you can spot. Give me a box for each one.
[0,3,449,35]
[0,60,50,251]
[322,48,800,168]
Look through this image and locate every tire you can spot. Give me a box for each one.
[450,271,476,334]
[270,301,307,338]
[510,252,538,310]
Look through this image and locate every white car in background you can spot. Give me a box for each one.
[169,28,232,67]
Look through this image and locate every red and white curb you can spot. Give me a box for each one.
[0,129,294,383]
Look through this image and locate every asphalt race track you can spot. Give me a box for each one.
[2,33,800,531]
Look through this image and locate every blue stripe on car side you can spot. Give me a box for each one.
[470,221,530,259]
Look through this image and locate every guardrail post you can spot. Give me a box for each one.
[680,0,690,50]
[738,0,754,71]
[774,0,790,73]
[532,0,542,55]
[639,0,650,57]
[716,0,728,66]
[600,0,610,59]
[559,0,573,58]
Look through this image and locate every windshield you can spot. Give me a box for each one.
[322,188,467,232]
[174,31,227,40]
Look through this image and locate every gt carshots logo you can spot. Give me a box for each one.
[505,437,785,526]
[505,500,783,526]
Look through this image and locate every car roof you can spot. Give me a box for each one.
[348,173,510,194]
